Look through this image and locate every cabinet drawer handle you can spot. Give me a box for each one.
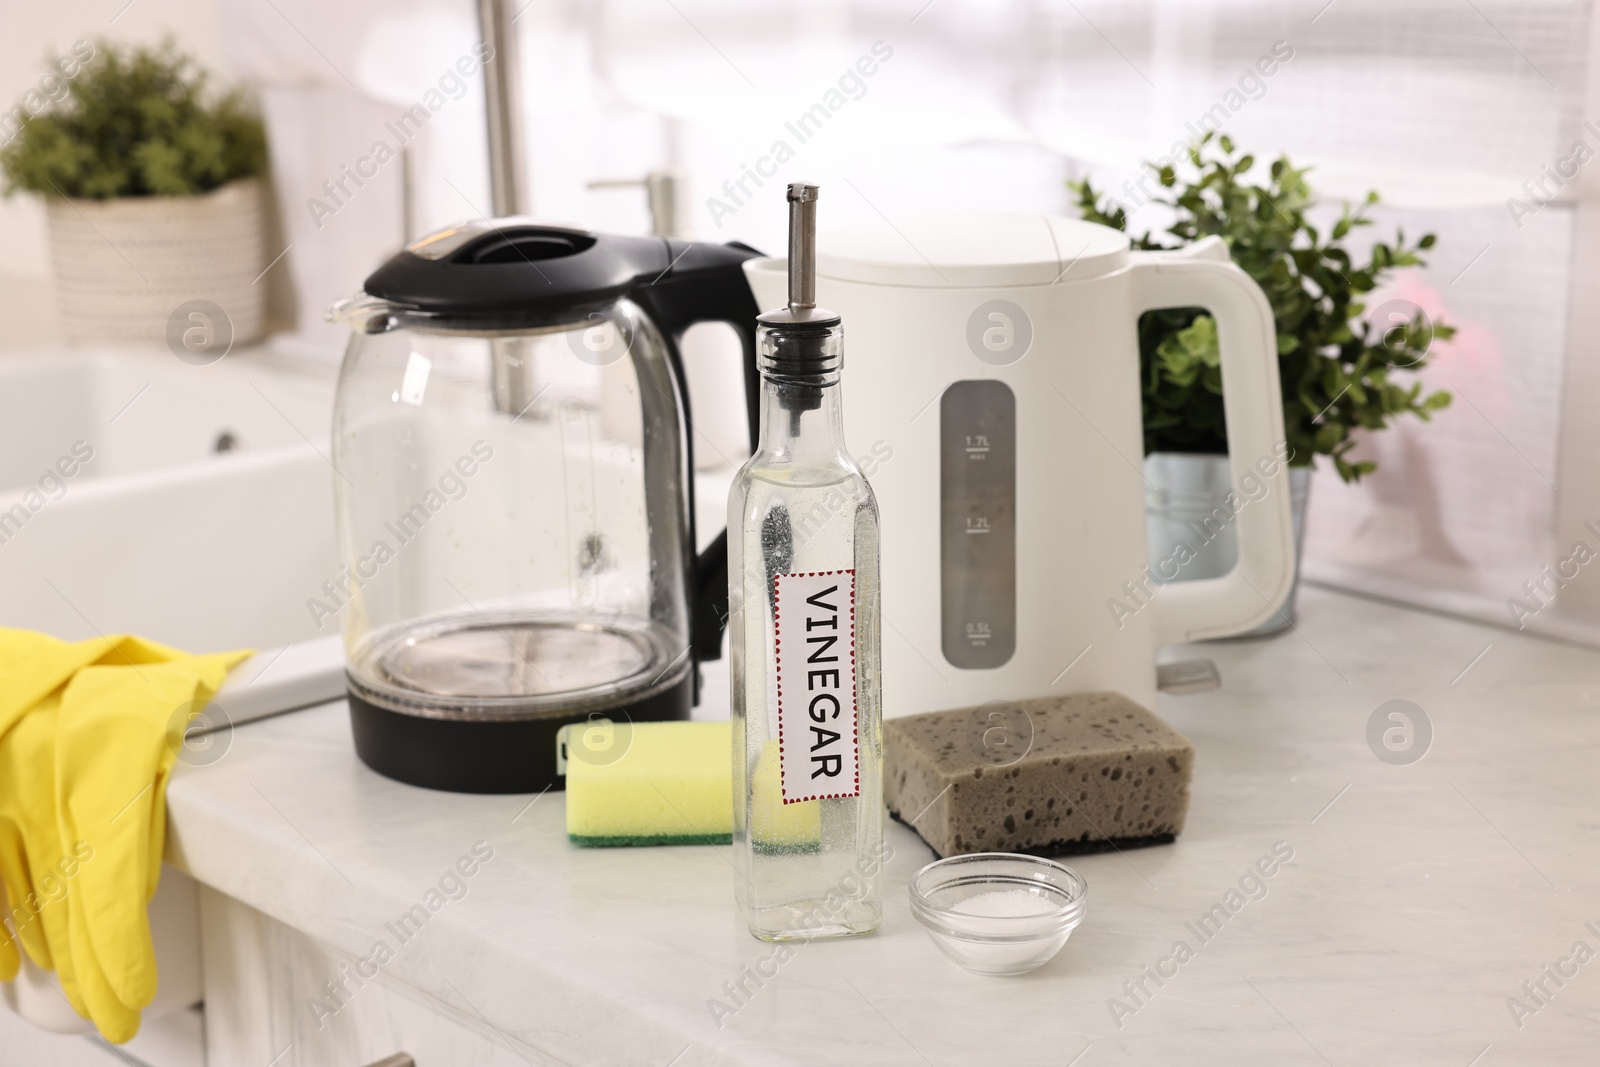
[363,1057,415,1067]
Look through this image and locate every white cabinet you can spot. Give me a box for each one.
[0,867,205,1067]
[0,1002,204,1067]
[2,882,562,1067]
[198,888,565,1067]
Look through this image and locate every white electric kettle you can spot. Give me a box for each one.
[743,214,1295,714]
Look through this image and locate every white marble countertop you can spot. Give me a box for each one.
[165,586,1600,1066]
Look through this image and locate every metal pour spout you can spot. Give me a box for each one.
[787,182,818,312]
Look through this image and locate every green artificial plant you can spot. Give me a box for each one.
[1072,133,1452,482]
[0,39,266,200]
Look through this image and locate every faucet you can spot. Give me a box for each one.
[475,0,683,238]
[477,0,527,215]
[587,169,687,238]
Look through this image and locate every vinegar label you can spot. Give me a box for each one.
[773,569,859,804]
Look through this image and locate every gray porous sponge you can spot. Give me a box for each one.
[884,692,1194,858]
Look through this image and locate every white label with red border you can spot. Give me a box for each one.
[774,569,859,804]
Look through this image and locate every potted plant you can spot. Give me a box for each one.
[1071,133,1453,632]
[0,40,269,346]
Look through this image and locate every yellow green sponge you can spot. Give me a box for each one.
[750,738,821,853]
[565,721,734,847]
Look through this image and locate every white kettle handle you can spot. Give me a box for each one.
[1128,239,1297,642]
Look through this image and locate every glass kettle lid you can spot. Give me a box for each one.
[330,217,762,333]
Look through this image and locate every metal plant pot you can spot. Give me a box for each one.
[1143,451,1311,636]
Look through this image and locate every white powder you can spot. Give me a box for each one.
[952,888,1060,918]
[927,887,1075,974]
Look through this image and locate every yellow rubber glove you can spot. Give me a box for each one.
[0,629,250,1043]
[0,886,13,986]
[0,630,149,989]
[0,692,65,983]
[0,689,92,1021]
[59,649,246,1039]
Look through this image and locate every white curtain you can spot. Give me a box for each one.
[217,0,491,354]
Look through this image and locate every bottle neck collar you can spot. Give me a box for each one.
[755,371,848,458]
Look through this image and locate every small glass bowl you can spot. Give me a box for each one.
[909,853,1087,976]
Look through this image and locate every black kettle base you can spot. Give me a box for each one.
[347,675,693,794]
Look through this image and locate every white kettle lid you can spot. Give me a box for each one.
[816,213,1129,288]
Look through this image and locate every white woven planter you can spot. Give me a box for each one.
[44,178,268,345]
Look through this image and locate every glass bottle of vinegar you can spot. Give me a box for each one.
[729,183,884,941]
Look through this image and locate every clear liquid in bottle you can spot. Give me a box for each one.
[728,182,884,941]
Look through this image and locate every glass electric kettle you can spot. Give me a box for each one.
[328,219,760,793]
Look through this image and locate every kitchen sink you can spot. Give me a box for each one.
[0,345,334,488]
[0,344,343,653]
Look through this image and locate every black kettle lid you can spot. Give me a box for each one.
[362,218,761,329]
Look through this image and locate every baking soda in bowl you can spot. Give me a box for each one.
[954,888,1061,917]
[910,855,1088,976]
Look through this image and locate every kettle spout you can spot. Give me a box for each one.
[327,293,399,333]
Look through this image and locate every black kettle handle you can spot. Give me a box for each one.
[630,239,764,673]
